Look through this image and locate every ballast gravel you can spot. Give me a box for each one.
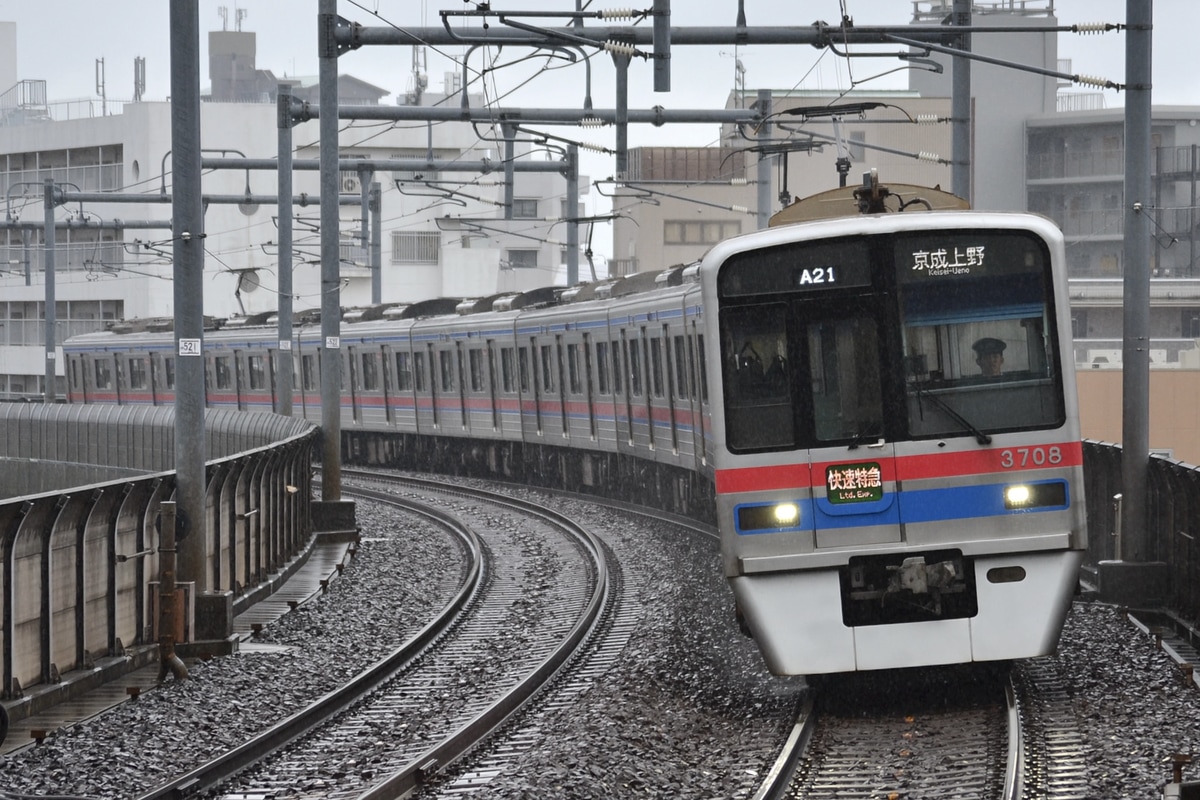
[1,486,1199,799]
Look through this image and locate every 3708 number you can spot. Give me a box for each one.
[999,447,1063,468]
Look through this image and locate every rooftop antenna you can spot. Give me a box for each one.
[236,7,247,31]
[218,6,228,30]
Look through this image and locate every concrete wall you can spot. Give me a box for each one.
[1077,368,1200,464]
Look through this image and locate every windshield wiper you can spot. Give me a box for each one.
[913,384,992,445]
[847,422,884,450]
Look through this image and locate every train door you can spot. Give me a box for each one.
[581,333,597,439]
[617,330,635,446]
[380,344,395,425]
[552,335,567,437]
[347,345,361,424]
[688,320,708,465]
[454,342,468,431]
[267,348,280,413]
[236,350,250,412]
[659,323,680,453]
[485,340,499,432]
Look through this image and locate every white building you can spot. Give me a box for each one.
[0,26,584,400]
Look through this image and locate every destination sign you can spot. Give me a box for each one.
[825,462,884,504]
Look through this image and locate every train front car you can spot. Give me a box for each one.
[701,211,1085,676]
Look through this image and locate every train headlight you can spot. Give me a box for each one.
[773,503,799,525]
[1003,481,1068,511]
[1005,485,1032,507]
[736,501,804,533]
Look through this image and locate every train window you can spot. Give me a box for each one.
[361,352,379,391]
[628,338,643,397]
[518,347,531,393]
[697,334,708,403]
[439,350,455,392]
[501,347,515,393]
[301,354,317,391]
[808,317,883,443]
[70,359,79,391]
[649,337,665,398]
[674,336,689,399]
[469,349,484,392]
[540,345,556,392]
[248,355,267,390]
[214,356,233,390]
[395,351,413,391]
[595,341,610,395]
[165,357,176,390]
[568,343,582,394]
[94,360,112,390]
[610,340,623,394]
[128,357,147,390]
[413,351,426,392]
[895,229,1064,437]
[721,304,795,451]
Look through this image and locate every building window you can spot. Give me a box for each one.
[1183,310,1200,339]
[1072,311,1089,340]
[512,198,539,218]
[506,249,540,269]
[663,220,741,245]
[391,231,440,264]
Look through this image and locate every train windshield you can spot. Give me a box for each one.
[896,230,1063,440]
[718,227,1064,453]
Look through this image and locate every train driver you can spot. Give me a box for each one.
[972,337,1006,377]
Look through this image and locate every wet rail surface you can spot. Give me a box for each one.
[136,472,612,799]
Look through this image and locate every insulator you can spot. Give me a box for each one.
[916,151,941,163]
[916,113,942,125]
[1074,22,1109,34]
[729,178,749,185]
[579,116,607,128]
[1076,74,1111,88]
[730,205,750,214]
[599,8,635,20]
[603,40,638,57]
[578,141,608,154]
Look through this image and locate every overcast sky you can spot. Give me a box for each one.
[2,1,1194,265]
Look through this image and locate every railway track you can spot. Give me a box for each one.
[753,658,1091,799]
[135,473,613,799]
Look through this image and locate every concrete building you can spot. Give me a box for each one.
[0,29,582,400]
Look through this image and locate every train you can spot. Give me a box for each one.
[63,184,1086,676]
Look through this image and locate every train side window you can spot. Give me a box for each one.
[628,338,643,397]
[248,354,266,390]
[165,357,176,390]
[674,335,689,399]
[469,348,485,392]
[395,351,413,391]
[540,344,556,392]
[214,356,233,390]
[94,360,112,390]
[595,341,610,395]
[413,351,427,392]
[501,347,515,393]
[567,343,582,394]
[301,354,317,391]
[697,334,708,403]
[518,347,531,393]
[70,359,79,391]
[128,357,147,390]
[361,352,379,391]
[649,337,665,398]
[610,340,623,394]
[437,350,453,392]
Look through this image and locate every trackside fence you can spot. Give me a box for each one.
[1083,440,1200,625]
[0,404,317,703]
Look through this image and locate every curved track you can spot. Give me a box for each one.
[136,473,612,800]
